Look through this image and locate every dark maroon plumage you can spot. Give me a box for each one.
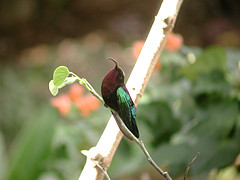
[101,59,124,110]
[101,58,139,140]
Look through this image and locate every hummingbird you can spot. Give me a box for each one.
[101,57,139,140]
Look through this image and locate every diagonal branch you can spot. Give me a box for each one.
[78,0,183,179]
[184,152,200,180]
[112,113,172,180]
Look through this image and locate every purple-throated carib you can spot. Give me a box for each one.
[101,58,139,140]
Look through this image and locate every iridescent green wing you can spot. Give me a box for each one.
[116,86,139,138]
[116,87,132,121]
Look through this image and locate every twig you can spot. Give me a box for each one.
[81,149,111,180]
[91,158,111,180]
[79,0,184,179]
[138,141,171,180]
[78,77,105,104]
[184,152,200,180]
[112,113,172,180]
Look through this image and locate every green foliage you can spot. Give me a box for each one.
[133,46,240,178]
[49,77,79,96]
[181,46,226,80]
[1,43,239,180]
[138,101,181,146]
[50,66,80,96]
[49,80,59,96]
[53,66,70,86]
[7,106,57,180]
[49,65,103,104]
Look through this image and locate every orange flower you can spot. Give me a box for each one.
[68,83,84,101]
[51,94,71,116]
[132,40,145,58]
[75,94,100,117]
[51,83,100,117]
[69,83,100,117]
[132,40,162,71]
[165,33,183,51]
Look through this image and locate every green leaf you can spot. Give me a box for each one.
[53,66,69,86]
[0,132,7,180]
[138,101,181,145]
[193,71,229,95]
[181,46,226,81]
[196,99,238,138]
[49,76,78,96]
[153,143,192,176]
[7,106,57,180]
[49,80,58,96]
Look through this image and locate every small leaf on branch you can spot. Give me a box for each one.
[53,66,70,86]
[49,80,59,96]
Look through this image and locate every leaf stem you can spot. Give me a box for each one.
[81,78,104,104]
[69,72,105,104]
[69,72,79,79]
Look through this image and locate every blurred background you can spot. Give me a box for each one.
[0,0,240,179]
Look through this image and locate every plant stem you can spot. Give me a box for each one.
[112,113,172,180]
[81,78,104,104]
[184,152,200,180]
[69,72,105,104]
